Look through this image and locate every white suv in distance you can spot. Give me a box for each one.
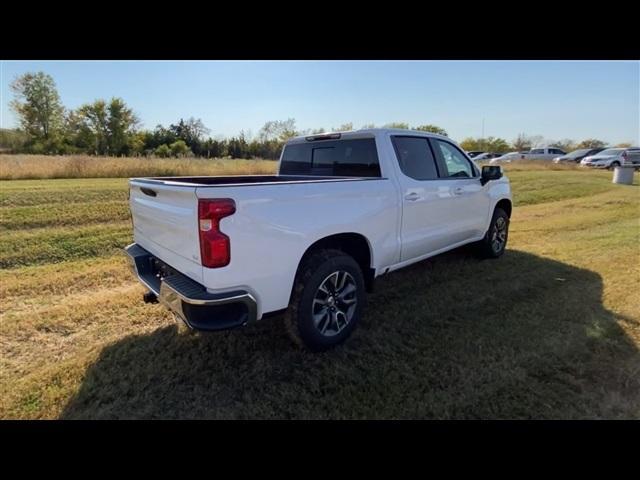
[580,147,640,169]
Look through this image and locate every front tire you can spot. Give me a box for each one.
[475,207,509,258]
[284,249,366,352]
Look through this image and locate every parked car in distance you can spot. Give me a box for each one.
[526,147,566,160]
[580,147,640,169]
[473,152,503,162]
[489,151,527,163]
[553,148,606,163]
[466,151,485,158]
[124,128,512,351]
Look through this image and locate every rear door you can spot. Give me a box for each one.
[129,179,203,282]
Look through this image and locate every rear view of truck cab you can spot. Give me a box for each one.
[125,129,512,351]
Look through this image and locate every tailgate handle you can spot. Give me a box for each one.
[140,187,157,197]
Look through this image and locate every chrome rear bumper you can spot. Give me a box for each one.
[124,243,257,331]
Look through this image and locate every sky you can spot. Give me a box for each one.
[1,60,638,145]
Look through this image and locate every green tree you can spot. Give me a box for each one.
[107,98,139,155]
[460,136,510,153]
[336,122,353,131]
[414,124,448,136]
[169,140,190,157]
[10,72,65,143]
[615,142,632,148]
[512,133,534,152]
[460,138,480,152]
[361,123,376,129]
[384,122,410,129]
[577,138,607,149]
[75,100,109,155]
[73,98,138,155]
[169,117,210,152]
[259,118,297,142]
[0,128,29,152]
[128,132,147,156]
[154,144,171,158]
[546,139,576,152]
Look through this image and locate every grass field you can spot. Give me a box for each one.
[1,165,639,419]
[0,154,277,180]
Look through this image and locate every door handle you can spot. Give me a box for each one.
[404,192,420,201]
[452,187,464,196]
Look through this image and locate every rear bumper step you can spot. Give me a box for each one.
[124,243,257,331]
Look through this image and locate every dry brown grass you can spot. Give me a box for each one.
[0,154,588,181]
[0,154,278,180]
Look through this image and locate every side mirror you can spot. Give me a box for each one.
[481,165,502,185]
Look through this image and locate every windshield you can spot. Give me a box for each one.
[597,148,623,156]
[567,149,590,158]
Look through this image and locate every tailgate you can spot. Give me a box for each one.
[129,179,203,282]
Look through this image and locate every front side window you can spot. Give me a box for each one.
[433,140,475,178]
[391,136,439,180]
[530,148,544,154]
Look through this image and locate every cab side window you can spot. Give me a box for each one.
[432,139,475,178]
[391,136,439,180]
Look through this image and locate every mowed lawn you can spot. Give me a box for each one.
[0,169,638,419]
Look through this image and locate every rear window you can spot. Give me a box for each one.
[280,138,381,177]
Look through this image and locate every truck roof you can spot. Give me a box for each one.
[286,128,451,145]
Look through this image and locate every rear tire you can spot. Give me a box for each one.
[475,207,509,259]
[284,249,366,352]
[609,161,620,170]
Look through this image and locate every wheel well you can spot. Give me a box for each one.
[495,199,512,218]
[296,233,375,293]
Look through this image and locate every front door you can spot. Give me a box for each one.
[429,138,492,243]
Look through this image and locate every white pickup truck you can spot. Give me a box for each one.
[524,147,566,161]
[490,147,566,163]
[125,129,512,351]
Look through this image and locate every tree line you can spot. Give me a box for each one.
[1,71,631,159]
[458,134,631,154]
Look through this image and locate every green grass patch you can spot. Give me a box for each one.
[0,178,127,207]
[0,222,132,268]
[508,169,623,206]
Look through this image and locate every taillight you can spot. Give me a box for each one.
[622,151,628,162]
[198,198,236,268]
